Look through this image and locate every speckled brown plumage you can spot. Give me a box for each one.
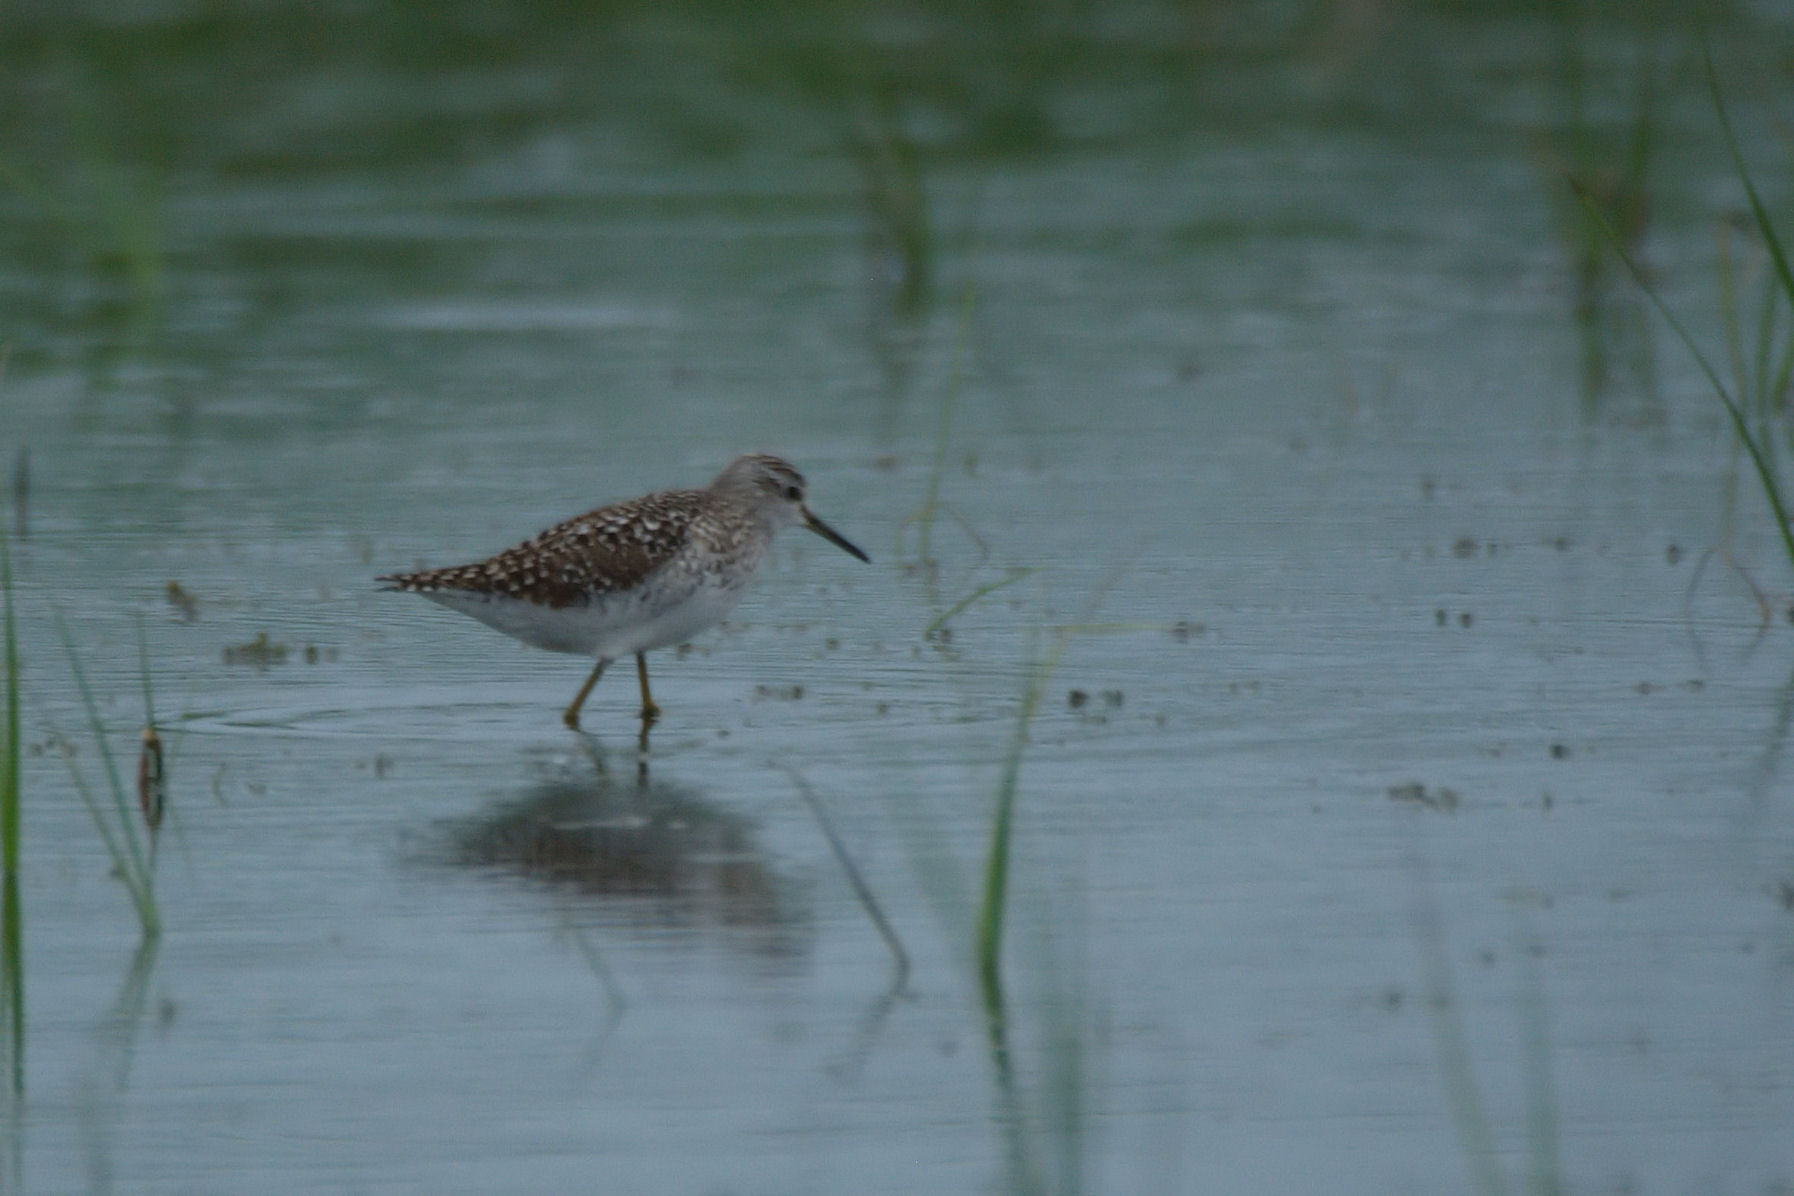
[378,455,869,730]
[380,489,708,610]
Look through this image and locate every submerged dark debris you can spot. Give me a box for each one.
[137,725,165,836]
[1388,782,1459,812]
[222,634,339,668]
[753,683,803,701]
[166,580,199,622]
[224,633,287,668]
[1067,688,1125,719]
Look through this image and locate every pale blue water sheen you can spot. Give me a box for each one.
[3,4,1794,1193]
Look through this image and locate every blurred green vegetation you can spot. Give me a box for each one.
[2,1,1767,164]
[0,0,1787,377]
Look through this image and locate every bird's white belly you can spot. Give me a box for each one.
[423,571,749,660]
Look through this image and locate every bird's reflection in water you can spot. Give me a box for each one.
[440,750,811,966]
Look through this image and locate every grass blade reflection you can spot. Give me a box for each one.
[55,616,160,939]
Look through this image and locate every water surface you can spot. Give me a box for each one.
[3,4,1793,1192]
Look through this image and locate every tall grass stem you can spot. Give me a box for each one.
[977,631,1069,1010]
[914,284,976,573]
[922,567,1036,640]
[1705,45,1794,308]
[0,532,23,1093]
[1574,184,1794,572]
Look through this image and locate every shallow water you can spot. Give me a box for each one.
[4,4,1794,1192]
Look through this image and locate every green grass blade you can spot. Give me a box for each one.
[1770,332,1794,418]
[976,569,1132,1007]
[1,537,16,873]
[58,743,145,915]
[1,532,23,1093]
[1706,43,1794,309]
[976,704,1025,1011]
[977,631,1066,1008]
[922,568,1037,640]
[58,749,159,937]
[56,619,149,880]
[913,283,976,572]
[1574,182,1794,572]
[0,871,15,1100]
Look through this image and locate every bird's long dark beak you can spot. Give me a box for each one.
[803,506,870,562]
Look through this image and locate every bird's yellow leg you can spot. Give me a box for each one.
[563,658,609,730]
[635,653,661,725]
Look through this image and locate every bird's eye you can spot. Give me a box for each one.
[783,485,802,501]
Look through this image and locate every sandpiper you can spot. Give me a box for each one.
[380,454,869,730]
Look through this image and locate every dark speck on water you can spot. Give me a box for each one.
[223,632,288,668]
[166,580,199,622]
[753,684,803,701]
[1388,782,1460,812]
